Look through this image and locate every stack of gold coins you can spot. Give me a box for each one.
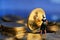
[14,27,26,33]
[14,27,26,39]
[15,33,26,39]
[1,22,26,39]
[16,20,24,24]
[48,25,59,32]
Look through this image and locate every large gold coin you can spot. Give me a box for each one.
[28,8,46,31]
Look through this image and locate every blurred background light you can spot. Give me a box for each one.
[0,0,60,21]
[51,0,60,4]
[51,15,58,21]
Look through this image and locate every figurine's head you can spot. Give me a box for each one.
[42,15,45,18]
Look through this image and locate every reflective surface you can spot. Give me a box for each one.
[0,18,60,40]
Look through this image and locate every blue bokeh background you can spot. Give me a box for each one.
[0,0,60,21]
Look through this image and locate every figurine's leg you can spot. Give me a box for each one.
[44,29,46,37]
[40,30,42,35]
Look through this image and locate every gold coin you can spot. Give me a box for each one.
[28,8,46,31]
